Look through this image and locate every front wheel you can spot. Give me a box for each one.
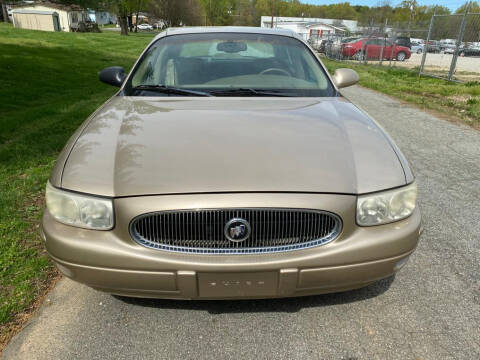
[416,49,422,54]
[396,51,406,61]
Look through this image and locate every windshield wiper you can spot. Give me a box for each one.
[132,85,212,97]
[209,88,298,97]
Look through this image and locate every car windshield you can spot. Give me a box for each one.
[126,32,335,97]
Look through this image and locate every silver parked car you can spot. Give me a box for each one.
[411,42,425,54]
[137,23,153,31]
[43,27,421,299]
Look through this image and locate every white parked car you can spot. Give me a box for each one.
[137,23,153,31]
[443,46,456,54]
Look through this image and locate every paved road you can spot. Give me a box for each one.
[3,86,480,360]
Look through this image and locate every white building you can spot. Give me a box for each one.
[260,16,358,40]
[12,2,88,32]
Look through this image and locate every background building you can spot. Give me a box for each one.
[261,16,358,41]
[12,9,60,31]
[11,1,88,32]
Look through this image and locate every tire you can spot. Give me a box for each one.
[416,49,422,54]
[396,51,406,61]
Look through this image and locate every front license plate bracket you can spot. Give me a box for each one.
[198,272,278,298]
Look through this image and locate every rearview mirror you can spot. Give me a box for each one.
[217,41,247,53]
[332,68,359,89]
[99,66,126,87]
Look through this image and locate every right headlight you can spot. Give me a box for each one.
[45,182,114,230]
[356,182,417,226]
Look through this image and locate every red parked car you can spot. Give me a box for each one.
[342,38,411,61]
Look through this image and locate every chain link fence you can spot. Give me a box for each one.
[315,25,428,67]
[420,12,480,82]
[314,11,480,83]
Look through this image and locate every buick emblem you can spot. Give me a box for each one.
[224,218,251,243]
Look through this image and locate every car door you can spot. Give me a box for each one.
[376,38,391,59]
[383,40,396,59]
[365,38,381,59]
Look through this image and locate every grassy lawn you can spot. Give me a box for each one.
[322,58,480,128]
[0,23,154,345]
[1,22,479,348]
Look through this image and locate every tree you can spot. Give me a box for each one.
[149,0,202,27]
[199,0,236,26]
[133,0,150,32]
[455,1,480,14]
[117,1,132,35]
[454,2,480,42]
[232,0,256,26]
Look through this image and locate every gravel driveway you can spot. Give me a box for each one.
[3,86,479,360]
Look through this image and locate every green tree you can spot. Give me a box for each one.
[133,0,150,32]
[110,0,135,35]
[199,0,236,26]
[149,0,203,27]
[455,1,480,14]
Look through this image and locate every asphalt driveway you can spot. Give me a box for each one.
[3,86,479,360]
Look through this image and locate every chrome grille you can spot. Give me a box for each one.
[130,208,342,254]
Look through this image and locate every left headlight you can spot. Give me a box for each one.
[357,182,417,226]
[45,182,114,230]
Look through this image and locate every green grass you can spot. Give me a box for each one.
[322,58,480,127]
[0,23,154,341]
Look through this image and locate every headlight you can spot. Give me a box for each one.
[45,182,113,230]
[357,183,417,226]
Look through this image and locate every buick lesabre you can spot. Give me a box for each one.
[42,27,421,299]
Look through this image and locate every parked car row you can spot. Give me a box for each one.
[313,34,480,59]
[459,46,480,57]
[426,42,480,56]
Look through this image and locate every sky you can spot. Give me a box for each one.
[305,1,467,12]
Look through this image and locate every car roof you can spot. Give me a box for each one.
[153,26,303,41]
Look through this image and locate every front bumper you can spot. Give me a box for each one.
[43,192,422,299]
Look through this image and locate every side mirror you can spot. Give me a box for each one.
[332,68,359,89]
[99,66,126,87]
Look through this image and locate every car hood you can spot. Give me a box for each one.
[58,96,407,197]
